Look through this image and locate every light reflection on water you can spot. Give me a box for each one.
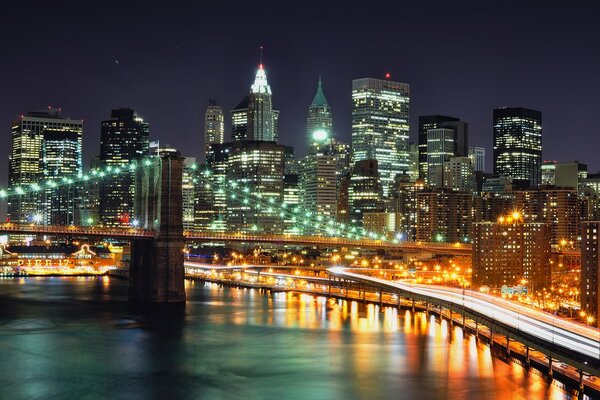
[0,278,583,399]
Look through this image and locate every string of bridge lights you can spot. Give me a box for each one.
[192,166,399,243]
[0,157,159,201]
[0,157,400,243]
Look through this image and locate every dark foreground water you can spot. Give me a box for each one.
[0,277,576,400]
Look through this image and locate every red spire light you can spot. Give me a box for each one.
[385,72,391,79]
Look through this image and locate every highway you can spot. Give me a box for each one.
[328,267,600,361]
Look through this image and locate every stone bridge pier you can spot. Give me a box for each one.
[129,152,185,303]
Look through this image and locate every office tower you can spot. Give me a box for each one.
[472,216,551,292]
[408,142,419,182]
[247,63,278,142]
[493,107,542,189]
[348,160,384,226]
[468,146,485,172]
[196,143,233,231]
[443,156,475,193]
[300,80,338,227]
[231,64,280,143]
[581,221,600,327]
[204,100,224,158]
[541,161,556,185]
[418,115,459,179]
[416,189,472,243]
[306,76,333,149]
[99,108,149,227]
[42,130,83,225]
[182,157,197,231]
[352,77,410,196]
[226,141,285,233]
[231,97,250,142]
[8,108,83,224]
[390,175,425,241]
[300,152,338,225]
[426,128,456,188]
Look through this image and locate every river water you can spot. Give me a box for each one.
[0,277,579,399]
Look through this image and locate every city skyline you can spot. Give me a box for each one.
[1,1,600,188]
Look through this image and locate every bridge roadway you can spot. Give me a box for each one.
[328,266,600,375]
[184,231,472,254]
[0,223,473,255]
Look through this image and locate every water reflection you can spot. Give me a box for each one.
[0,278,583,399]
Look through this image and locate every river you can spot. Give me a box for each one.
[0,277,579,399]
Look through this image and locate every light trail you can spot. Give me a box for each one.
[328,266,600,360]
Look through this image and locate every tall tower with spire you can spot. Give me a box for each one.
[306,76,333,151]
[247,61,277,142]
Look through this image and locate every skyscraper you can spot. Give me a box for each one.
[306,76,333,148]
[42,130,83,225]
[231,64,280,143]
[493,107,542,189]
[231,96,250,142]
[99,108,149,227]
[418,115,459,180]
[349,160,384,226]
[247,63,278,142]
[300,77,338,227]
[204,99,224,158]
[225,140,285,233]
[426,128,456,188]
[352,77,410,196]
[8,108,83,224]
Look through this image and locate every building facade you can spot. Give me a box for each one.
[468,146,485,173]
[581,221,600,327]
[493,107,542,189]
[352,77,410,196]
[99,108,149,227]
[225,141,285,234]
[348,160,384,226]
[42,130,83,225]
[472,216,551,292]
[204,99,224,158]
[8,108,83,224]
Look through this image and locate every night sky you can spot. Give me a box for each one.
[1,0,599,188]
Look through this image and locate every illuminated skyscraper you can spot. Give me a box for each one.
[418,115,459,180]
[8,108,83,224]
[493,107,542,189]
[231,64,279,143]
[349,160,384,226]
[204,99,224,157]
[300,78,338,226]
[352,77,410,196]
[42,130,83,225]
[306,76,332,148]
[225,140,285,233]
[99,108,149,227]
[247,63,278,142]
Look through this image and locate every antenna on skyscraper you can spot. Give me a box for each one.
[259,45,263,67]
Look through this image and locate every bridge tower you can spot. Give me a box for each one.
[129,152,186,303]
